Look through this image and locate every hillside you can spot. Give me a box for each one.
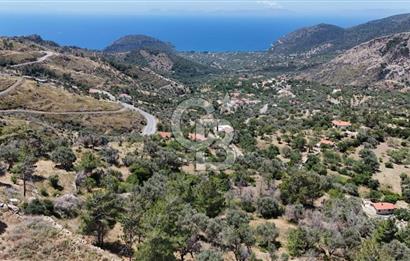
[104,35,218,82]
[104,34,175,53]
[303,32,410,88]
[270,13,410,55]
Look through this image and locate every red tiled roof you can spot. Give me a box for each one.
[320,139,334,145]
[158,132,172,139]
[188,133,207,142]
[372,202,396,211]
[332,120,352,127]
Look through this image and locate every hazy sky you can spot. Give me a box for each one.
[1,0,410,17]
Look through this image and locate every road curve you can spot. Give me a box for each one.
[120,102,157,135]
[1,50,158,135]
[85,89,157,135]
[10,51,55,68]
[0,78,24,97]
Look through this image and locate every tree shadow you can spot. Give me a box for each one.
[0,182,12,188]
[0,221,7,235]
[31,175,46,183]
[101,241,133,258]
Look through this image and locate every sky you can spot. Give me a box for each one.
[1,0,410,17]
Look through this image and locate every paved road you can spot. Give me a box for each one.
[1,50,158,135]
[87,89,157,135]
[121,102,157,135]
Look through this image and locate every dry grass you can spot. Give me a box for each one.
[46,54,135,91]
[40,111,144,134]
[0,80,121,112]
[0,51,43,65]
[0,76,18,92]
[250,216,297,259]
[0,213,120,261]
[373,141,410,194]
[34,160,77,197]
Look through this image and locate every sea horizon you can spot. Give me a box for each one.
[0,14,386,51]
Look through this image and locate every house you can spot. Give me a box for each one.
[158,131,172,139]
[214,125,234,134]
[88,88,100,94]
[188,133,207,142]
[332,120,352,129]
[371,202,396,215]
[119,93,132,103]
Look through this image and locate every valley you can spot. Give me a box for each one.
[0,12,409,261]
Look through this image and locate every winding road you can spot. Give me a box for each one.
[10,51,56,68]
[0,51,157,135]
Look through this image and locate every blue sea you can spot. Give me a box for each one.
[0,15,375,51]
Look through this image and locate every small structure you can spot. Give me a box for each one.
[214,125,234,134]
[158,131,172,140]
[317,139,335,147]
[332,120,352,129]
[119,93,132,101]
[88,88,100,94]
[188,133,207,142]
[371,202,396,215]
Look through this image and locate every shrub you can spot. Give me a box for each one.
[385,162,394,168]
[51,146,76,170]
[197,249,224,261]
[256,197,282,219]
[77,152,101,173]
[255,223,279,250]
[23,198,55,216]
[240,198,256,213]
[287,228,309,257]
[394,208,410,221]
[48,175,62,190]
[11,175,17,184]
[40,188,49,197]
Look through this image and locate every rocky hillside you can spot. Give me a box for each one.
[270,13,410,55]
[270,24,345,55]
[303,32,410,89]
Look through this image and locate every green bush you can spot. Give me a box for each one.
[23,198,55,216]
[385,162,394,168]
[48,175,62,190]
[256,197,282,219]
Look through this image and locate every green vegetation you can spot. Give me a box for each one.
[0,32,409,260]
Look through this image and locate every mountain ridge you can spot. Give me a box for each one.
[270,13,410,55]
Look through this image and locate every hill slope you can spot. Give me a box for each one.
[104,35,217,81]
[270,13,410,55]
[303,32,410,89]
[0,35,187,97]
[104,34,175,53]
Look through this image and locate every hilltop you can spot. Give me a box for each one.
[270,13,410,55]
[104,34,175,54]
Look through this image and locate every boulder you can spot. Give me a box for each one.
[53,194,82,218]
[74,170,89,190]
[9,198,19,205]
[7,204,19,213]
